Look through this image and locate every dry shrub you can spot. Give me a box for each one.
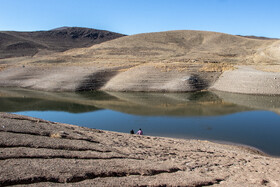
[199,63,235,72]
[175,67,189,72]
[50,133,62,138]
[0,65,7,72]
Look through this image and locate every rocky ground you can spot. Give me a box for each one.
[0,112,279,186]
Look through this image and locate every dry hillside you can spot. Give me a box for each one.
[0,30,279,93]
[0,27,125,59]
[60,30,280,65]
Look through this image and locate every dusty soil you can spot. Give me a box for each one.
[210,66,280,95]
[0,112,279,186]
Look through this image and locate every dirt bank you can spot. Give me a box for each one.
[211,66,280,95]
[0,113,279,186]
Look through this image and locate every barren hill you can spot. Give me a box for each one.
[0,27,125,59]
[65,30,279,64]
[0,30,280,94]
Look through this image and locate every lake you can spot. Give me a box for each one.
[1,88,280,156]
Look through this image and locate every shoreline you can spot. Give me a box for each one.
[149,134,271,157]
[9,113,278,158]
[210,139,271,157]
[1,112,280,186]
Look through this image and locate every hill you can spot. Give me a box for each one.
[0,27,125,59]
[32,30,278,68]
[87,30,279,63]
[0,30,279,94]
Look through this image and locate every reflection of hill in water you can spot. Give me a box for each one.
[99,92,251,116]
[213,91,280,115]
[1,88,280,116]
[0,98,100,113]
[0,88,268,116]
[0,88,101,113]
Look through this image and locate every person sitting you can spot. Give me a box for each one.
[136,128,143,135]
[130,129,134,134]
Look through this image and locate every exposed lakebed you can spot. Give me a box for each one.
[1,88,280,156]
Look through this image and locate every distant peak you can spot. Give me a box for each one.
[50,26,74,31]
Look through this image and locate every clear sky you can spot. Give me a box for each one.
[0,0,279,38]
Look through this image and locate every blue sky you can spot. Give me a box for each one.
[0,0,279,38]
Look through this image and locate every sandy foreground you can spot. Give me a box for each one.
[0,113,279,186]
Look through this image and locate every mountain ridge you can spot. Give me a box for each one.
[0,27,125,59]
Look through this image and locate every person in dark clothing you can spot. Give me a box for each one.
[130,129,134,134]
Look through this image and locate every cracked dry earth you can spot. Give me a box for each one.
[0,113,280,186]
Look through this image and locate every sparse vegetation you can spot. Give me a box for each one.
[0,65,7,72]
[49,132,62,138]
[199,63,235,72]
[153,62,189,72]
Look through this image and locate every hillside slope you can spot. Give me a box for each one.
[0,30,279,93]
[64,30,279,64]
[0,27,125,58]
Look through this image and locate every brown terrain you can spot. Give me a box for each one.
[0,29,279,94]
[0,112,280,186]
[1,28,280,186]
[0,27,125,59]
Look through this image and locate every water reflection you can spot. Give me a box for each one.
[0,88,257,116]
[1,88,280,156]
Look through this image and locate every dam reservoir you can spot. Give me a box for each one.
[1,88,280,156]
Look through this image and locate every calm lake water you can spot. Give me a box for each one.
[1,88,280,156]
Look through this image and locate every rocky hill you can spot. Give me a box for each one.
[0,27,125,58]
